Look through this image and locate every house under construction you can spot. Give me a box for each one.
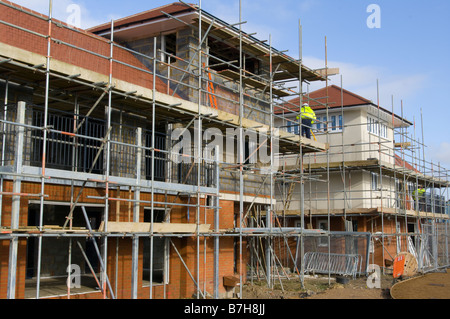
[275,85,449,279]
[0,1,448,300]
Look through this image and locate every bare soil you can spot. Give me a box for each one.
[390,269,450,299]
[242,269,450,299]
[242,275,393,299]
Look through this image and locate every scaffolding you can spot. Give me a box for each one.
[0,0,448,300]
[275,76,450,276]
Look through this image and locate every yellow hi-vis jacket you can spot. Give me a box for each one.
[413,188,425,201]
[296,105,316,124]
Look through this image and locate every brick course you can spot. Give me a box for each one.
[0,180,238,299]
[0,1,170,95]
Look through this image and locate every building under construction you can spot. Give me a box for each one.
[0,1,448,299]
[275,85,449,279]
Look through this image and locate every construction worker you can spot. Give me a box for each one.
[412,185,426,211]
[296,103,316,139]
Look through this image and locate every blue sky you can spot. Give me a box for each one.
[11,0,450,171]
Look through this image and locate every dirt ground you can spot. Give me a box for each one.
[242,274,393,299]
[390,268,450,299]
[242,269,450,299]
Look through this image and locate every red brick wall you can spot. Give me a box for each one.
[0,180,238,299]
[0,239,27,299]
[271,215,412,271]
[0,1,170,95]
[371,216,402,266]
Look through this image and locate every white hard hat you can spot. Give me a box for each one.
[302,103,309,107]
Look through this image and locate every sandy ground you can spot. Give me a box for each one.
[242,269,450,299]
[390,269,450,299]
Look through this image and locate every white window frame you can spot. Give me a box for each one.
[330,114,343,132]
[315,113,343,133]
[367,115,387,138]
[371,172,379,191]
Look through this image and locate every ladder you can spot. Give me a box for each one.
[203,63,217,109]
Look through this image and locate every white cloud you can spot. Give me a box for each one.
[302,56,428,109]
[360,75,427,111]
[203,0,314,46]
[10,0,105,28]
